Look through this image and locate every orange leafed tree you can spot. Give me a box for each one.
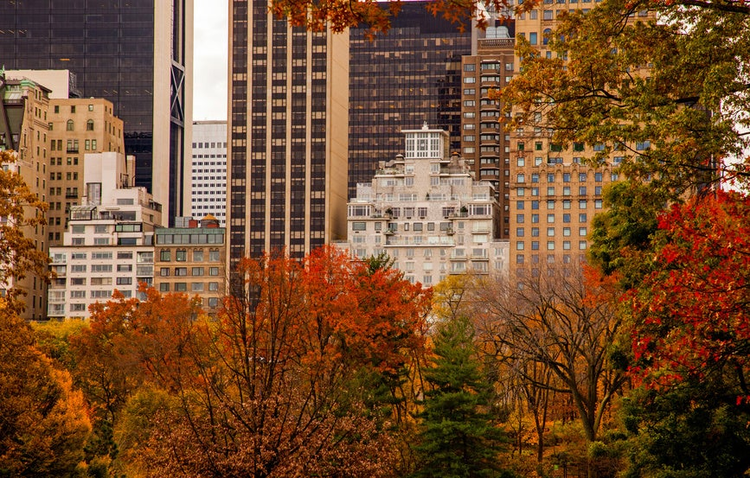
[105,247,431,477]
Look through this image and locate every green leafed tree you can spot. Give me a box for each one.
[500,0,750,196]
[411,314,509,478]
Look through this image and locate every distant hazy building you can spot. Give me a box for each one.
[348,2,472,197]
[0,73,51,319]
[47,98,125,246]
[228,3,348,262]
[191,121,227,226]
[341,125,508,285]
[0,1,194,225]
[154,216,227,316]
[47,153,161,319]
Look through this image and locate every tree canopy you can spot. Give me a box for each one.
[500,0,750,195]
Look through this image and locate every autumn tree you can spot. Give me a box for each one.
[500,0,750,195]
[265,0,518,37]
[0,301,91,477]
[0,150,50,313]
[623,190,750,476]
[112,247,431,477]
[473,265,628,474]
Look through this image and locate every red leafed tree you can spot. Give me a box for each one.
[126,247,431,477]
[630,190,750,397]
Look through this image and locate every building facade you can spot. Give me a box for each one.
[348,2,472,197]
[508,0,630,283]
[47,152,161,319]
[191,121,227,226]
[47,98,125,246]
[342,125,508,286]
[460,37,515,238]
[0,0,194,224]
[154,216,227,316]
[228,2,349,263]
[0,74,51,319]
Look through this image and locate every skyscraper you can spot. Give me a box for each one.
[228,1,349,263]
[348,3,471,197]
[460,36,515,238]
[0,0,193,225]
[191,121,227,225]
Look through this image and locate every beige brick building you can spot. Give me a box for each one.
[508,1,636,284]
[460,37,516,239]
[47,98,124,246]
[154,217,227,316]
[0,73,52,319]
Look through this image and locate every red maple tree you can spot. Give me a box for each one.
[629,190,750,401]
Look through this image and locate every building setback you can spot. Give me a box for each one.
[191,121,227,226]
[348,2,471,198]
[228,1,348,264]
[47,98,125,246]
[341,125,509,286]
[47,152,161,319]
[0,0,193,225]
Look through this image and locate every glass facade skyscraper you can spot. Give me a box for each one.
[348,3,472,197]
[228,0,349,263]
[0,0,192,225]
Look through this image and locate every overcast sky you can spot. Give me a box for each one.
[193,0,228,121]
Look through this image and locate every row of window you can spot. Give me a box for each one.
[517,172,613,183]
[517,186,603,197]
[158,282,221,296]
[158,266,222,277]
[517,212,593,224]
[158,249,221,262]
[517,226,587,237]
[192,142,228,149]
[516,240,588,251]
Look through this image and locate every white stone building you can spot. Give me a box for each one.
[342,125,509,285]
[47,152,161,319]
[191,121,227,226]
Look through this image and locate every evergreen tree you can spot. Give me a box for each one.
[412,315,507,478]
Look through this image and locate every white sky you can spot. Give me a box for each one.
[193,0,228,121]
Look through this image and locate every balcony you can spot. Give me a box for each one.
[65,192,78,199]
[66,147,79,153]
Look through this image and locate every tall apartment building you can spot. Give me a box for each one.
[460,36,515,238]
[154,216,227,316]
[47,152,161,319]
[348,2,471,197]
[342,125,508,286]
[0,1,193,224]
[191,121,227,226]
[47,98,125,246]
[509,0,624,283]
[228,2,348,262]
[0,73,51,319]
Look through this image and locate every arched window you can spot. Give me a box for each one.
[66,119,74,131]
[543,28,552,45]
[86,119,94,131]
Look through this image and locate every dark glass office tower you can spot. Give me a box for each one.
[348,3,472,197]
[228,1,348,263]
[0,0,192,225]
